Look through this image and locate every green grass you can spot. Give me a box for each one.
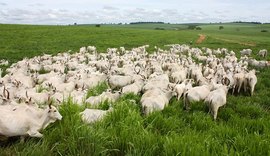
[102,23,189,30]
[196,23,270,54]
[0,24,197,64]
[1,23,269,65]
[1,23,270,155]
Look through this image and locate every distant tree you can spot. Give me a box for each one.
[233,21,262,24]
[154,27,165,30]
[196,27,202,30]
[95,24,101,27]
[187,25,197,30]
[261,30,268,32]
[74,23,77,26]
[130,22,165,24]
[219,26,224,30]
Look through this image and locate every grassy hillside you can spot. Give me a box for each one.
[0,24,196,63]
[1,23,269,64]
[0,23,270,156]
[102,23,189,30]
[198,23,270,53]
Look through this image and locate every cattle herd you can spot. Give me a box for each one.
[0,44,269,139]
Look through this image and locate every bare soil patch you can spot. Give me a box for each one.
[196,34,206,44]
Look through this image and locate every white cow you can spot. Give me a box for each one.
[205,85,228,120]
[240,49,252,56]
[0,104,62,138]
[257,49,267,58]
[80,107,113,124]
[108,75,133,90]
[184,85,211,110]
[141,88,175,115]
[244,70,257,96]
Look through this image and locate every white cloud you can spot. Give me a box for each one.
[0,2,7,6]
[0,0,269,24]
[103,6,118,11]
[28,3,44,7]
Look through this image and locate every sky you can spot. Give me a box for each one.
[0,0,269,25]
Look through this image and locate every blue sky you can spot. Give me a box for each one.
[0,0,269,24]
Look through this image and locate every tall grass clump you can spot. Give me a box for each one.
[86,81,109,98]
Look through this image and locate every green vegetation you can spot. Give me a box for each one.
[0,23,270,155]
[195,27,202,30]
[187,25,198,30]
[219,25,224,30]
[154,27,165,30]
[1,23,270,65]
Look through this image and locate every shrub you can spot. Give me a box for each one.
[195,27,202,30]
[95,24,101,27]
[261,30,268,32]
[219,26,224,30]
[154,27,165,30]
[187,25,197,30]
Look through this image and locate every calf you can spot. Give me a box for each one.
[184,85,211,110]
[205,85,228,120]
[244,70,257,96]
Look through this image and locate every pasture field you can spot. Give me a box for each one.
[0,23,270,156]
[1,23,270,63]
